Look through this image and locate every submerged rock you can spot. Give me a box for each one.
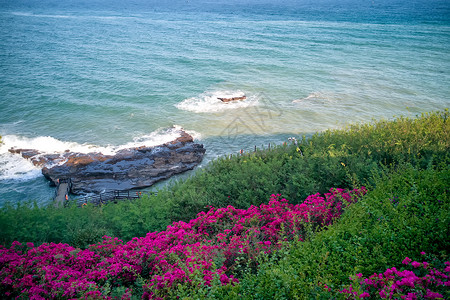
[9,130,205,194]
[217,95,246,102]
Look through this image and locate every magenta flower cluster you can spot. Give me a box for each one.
[0,187,365,299]
[340,254,449,299]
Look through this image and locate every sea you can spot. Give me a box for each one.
[1,0,449,205]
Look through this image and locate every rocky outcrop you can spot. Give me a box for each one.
[9,130,205,194]
[218,95,246,102]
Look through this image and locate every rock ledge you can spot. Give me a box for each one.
[9,130,205,194]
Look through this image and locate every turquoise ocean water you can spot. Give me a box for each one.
[1,0,449,205]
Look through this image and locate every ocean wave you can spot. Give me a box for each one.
[11,12,72,18]
[0,152,41,181]
[175,90,259,113]
[10,11,139,21]
[116,126,192,151]
[292,92,333,103]
[0,127,198,181]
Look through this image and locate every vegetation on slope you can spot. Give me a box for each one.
[0,110,449,299]
[166,110,449,223]
[0,110,449,248]
[1,188,368,299]
[210,165,449,299]
[1,165,448,299]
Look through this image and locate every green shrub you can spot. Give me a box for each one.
[0,194,169,248]
[164,110,449,222]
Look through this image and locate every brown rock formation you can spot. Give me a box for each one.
[9,130,205,194]
[217,95,246,102]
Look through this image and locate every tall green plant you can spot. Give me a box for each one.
[0,194,170,248]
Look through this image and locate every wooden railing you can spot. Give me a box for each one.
[67,190,157,207]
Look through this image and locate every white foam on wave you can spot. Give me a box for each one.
[0,127,199,181]
[11,11,139,21]
[1,135,113,156]
[176,90,259,113]
[292,92,332,103]
[117,126,198,150]
[0,152,41,181]
[11,12,71,18]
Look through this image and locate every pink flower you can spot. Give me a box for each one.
[402,257,412,265]
[406,292,417,300]
[421,251,426,255]
[220,273,230,285]
[359,292,370,298]
[0,188,369,299]
[425,290,443,299]
[379,290,387,298]
[11,241,22,247]
[411,261,421,268]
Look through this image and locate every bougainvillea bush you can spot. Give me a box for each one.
[0,188,365,299]
[340,254,449,299]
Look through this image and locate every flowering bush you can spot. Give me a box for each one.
[0,187,365,299]
[340,254,449,299]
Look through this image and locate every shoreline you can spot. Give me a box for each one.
[0,131,299,205]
